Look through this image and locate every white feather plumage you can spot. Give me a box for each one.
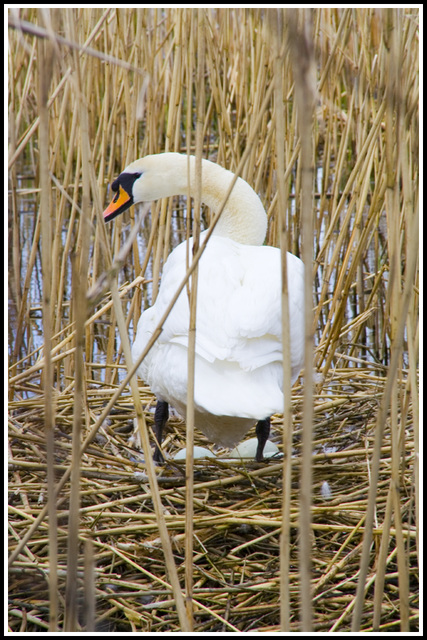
[104,153,305,454]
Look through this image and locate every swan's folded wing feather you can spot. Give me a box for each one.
[139,236,304,374]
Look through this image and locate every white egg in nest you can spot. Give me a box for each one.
[173,446,216,461]
[226,438,280,460]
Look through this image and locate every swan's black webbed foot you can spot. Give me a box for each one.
[153,400,169,463]
[255,417,271,462]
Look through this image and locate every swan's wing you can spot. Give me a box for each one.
[131,237,305,419]
[146,237,304,373]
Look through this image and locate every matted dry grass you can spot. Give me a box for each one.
[8,7,419,633]
[8,369,418,632]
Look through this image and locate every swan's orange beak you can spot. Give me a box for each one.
[103,185,133,222]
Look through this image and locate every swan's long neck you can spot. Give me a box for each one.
[141,154,267,246]
[125,153,267,245]
[187,157,267,246]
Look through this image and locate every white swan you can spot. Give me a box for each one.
[103,153,304,462]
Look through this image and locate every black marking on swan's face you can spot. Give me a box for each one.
[111,172,142,197]
[103,172,142,222]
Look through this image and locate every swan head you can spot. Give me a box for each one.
[103,153,267,245]
[103,153,189,222]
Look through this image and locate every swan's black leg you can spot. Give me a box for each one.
[153,400,168,463]
[255,417,271,462]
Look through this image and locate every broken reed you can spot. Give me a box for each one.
[8,7,419,633]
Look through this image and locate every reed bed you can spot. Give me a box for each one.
[8,7,419,633]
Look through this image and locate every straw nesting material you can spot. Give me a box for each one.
[8,370,418,632]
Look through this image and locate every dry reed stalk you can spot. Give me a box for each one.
[269,10,293,631]
[37,19,58,631]
[287,8,316,631]
[183,10,205,628]
[61,9,93,630]
[8,7,419,632]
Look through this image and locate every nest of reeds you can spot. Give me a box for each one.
[8,369,418,633]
